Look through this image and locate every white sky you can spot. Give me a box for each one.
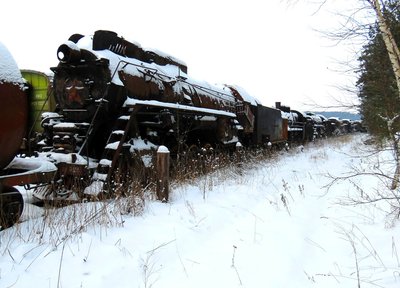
[1,0,371,110]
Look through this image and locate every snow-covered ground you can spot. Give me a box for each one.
[1,134,399,288]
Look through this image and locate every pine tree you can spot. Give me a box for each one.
[357,7,400,140]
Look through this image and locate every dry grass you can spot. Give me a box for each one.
[1,135,352,249]
[170,146,278,186]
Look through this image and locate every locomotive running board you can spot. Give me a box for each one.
[124,98,237,118]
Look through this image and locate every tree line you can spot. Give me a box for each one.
[357,0,400,140]
[357,0,400,189]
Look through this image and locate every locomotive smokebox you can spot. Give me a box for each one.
[57,41,82,63]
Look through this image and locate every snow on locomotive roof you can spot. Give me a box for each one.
[228,84,261,106]
[71,34,258,106]
[0,42,25,86]
[73,35,184,86]
[144,47,187,69]
[184,78,235,103]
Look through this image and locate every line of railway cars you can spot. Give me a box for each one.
[0,30,363,228]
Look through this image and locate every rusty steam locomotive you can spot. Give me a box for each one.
[48,31,287,154]
[36,30,291,197]
[1,30,349,228]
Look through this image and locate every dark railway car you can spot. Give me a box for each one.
[341,119,352,133]
[326,117,341,136]
[352,120,367,132]
[254,105,286,145]
[275,103,313,143]
[304,112,326,138]
[229,86,287,147]
[291,110,314,142]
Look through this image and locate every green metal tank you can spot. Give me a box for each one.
[21,70,55,134]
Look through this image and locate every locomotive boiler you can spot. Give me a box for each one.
[37,30,287,199]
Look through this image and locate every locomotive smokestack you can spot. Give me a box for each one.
[275,102,281,110]
[57,41,82,63]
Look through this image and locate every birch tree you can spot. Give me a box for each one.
[369,0,400,95]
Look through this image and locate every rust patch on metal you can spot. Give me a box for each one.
[0,83,27,169]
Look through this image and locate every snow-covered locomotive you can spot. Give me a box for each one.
[47,31,286,154]
[36,30,287,198]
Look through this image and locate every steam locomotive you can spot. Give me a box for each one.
[35,30,291,198]
[47,30,288,154]
[1,30,354,228]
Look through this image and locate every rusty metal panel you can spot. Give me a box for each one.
[282,118,289,141]
[0,170,56,187]
[0,83,27,169]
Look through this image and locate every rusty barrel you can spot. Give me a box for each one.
[0,42,27,169]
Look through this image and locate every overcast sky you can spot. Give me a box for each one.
[1,0,370,111]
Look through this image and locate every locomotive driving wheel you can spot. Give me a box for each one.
[0,185,24,229]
